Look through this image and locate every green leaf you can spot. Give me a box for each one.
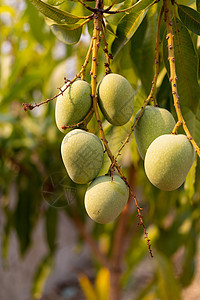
[29,0,85,24]
[106,24,118,38]
[184,156,197,199]
[46,207,58,253]
[197,0,200,11]
[32,254,54,299]
[26,0,47,44]
[46,0,64,5]
[178,5,200,35]
[182,106,200,143]
[131,6,157,94]
[2,209,12,264]
[51,23,82,44]
[14,194,32,255]
[156,252,181,300]
[111,0,155,57]
[104,0,125,5]
[163,18,200,114]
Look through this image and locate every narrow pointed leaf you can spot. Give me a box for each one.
[79,274,98,300]
[95,268,110,300]
[163,18,200,114]
[184,156,197,199]
[46,207,58,253]
[196,0,200,11]
[32,254,54,299]
[29,0,85,24]
[51,23,82,44]
[26,0,47,44]
[178,5,200,35]
[131,6,157,94]
[111,0,155,57]
[182,106,200,143]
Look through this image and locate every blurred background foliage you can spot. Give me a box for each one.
[1,0,200,299]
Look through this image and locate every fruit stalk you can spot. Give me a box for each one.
[91,7,116,164]
[61,108,94,130]
[91,9,122,299]
[163,0,200,156]
[114,5,164,161]
[91,9,152,259]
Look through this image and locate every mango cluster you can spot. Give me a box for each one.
[134,106,195,191]
[55,74,134,223]
[55,74,194,223]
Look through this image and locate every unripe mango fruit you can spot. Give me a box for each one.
[144,134,195,191]
[134,106,176,159]
[61,129,104,184]
[84,175,129,224]
[55,80,92,133]
[97,73,134,126]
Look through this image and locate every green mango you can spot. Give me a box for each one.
[61,129,104,184]
[97,73,135,126]
[55,80,92,133]
[134,106,176,159]
[144,134,195,191]
[84,175,129,224]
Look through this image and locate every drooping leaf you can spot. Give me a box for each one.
[196,0,200,11]
[13,165,42,256]
[95,268,110,300]
[26,0,47,44]
[182,106,200,143]
[184,156,197,199]
[111,0,156,57]
[2,209,12,264]
[51,23,82,44]
[156,73,174,110]
[178,5,200,35]
[46,207,58,253]
[131,6,157,94]
[79,274,98,300]
[29,0,86,24]
[106,24,118,38]
[32,254,54,299]
[163,18,200,114]
[14,192,32,255]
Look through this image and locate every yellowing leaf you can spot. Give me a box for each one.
[79,273,98,300]
[95,268,110,300]
[32,255,54,299]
